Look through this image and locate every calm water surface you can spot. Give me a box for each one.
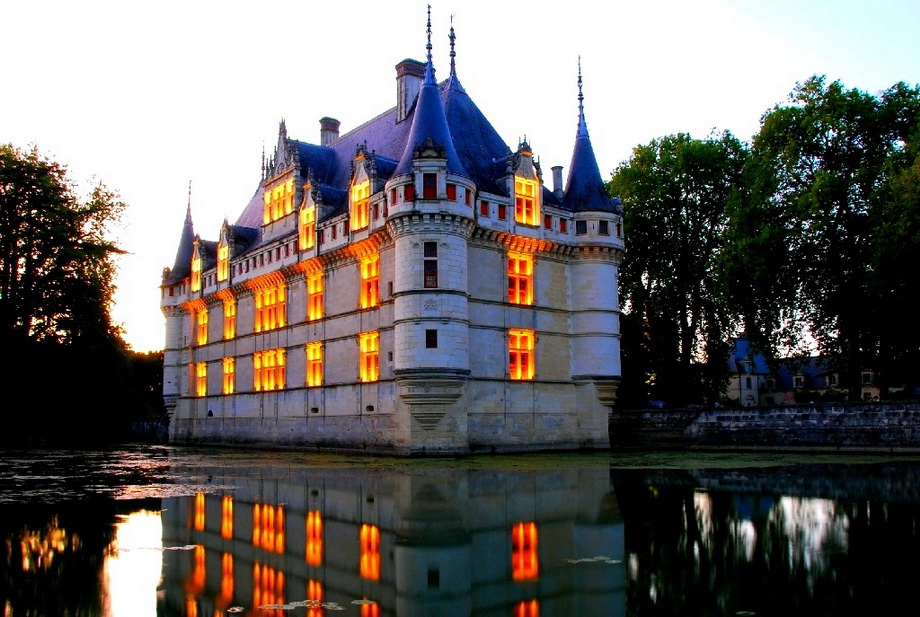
[2,445,920,616]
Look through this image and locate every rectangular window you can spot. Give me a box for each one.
[405,184,415,201]
[508,252,534,305]
[263,179,294,224]
[223,299,236,340]
[359,331,380,382]
[253,349,286,391]
[794,375,804,388]
[195,307,208,345]
[307,273,324,321]
[514,177,539,225]
[575,220,587,235]
[423,241,438,288]
[360,524,380,581]
[254,283,287,332]
[543,214,552,230]
[599,220,610,235]
[306,511,323,566]
[360,255,380,309]
[511,522,539,581]
[425,329,438,349]
[195,362,207,396]
[480,200,489,217]
[390,188,397,206]
[306,342,323,387]
[191,252,202,292]
[217,244,229,281]
[446,183,457,200]
[423,173,437,199]
[560,219,568,233]
[465,189,471,206]
[509,329,535,380]
[331,224,337,240]
[222,357,235,395]
[221,496,234,540]
[372,202,379,221]
[299,206,316,250]
[498,204,507,220]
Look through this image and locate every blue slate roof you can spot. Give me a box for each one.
[163,205,195,285]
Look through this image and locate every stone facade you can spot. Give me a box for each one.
[160,21,624,454]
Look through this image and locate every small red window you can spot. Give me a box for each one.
[423,173,437,199]
[446,183,457,200]
[498,204,507,220]
[560,219,568,233]
[543,215,552,230]
[405,185,415,201]
[480,201,489,217]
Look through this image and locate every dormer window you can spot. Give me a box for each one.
[263,179,295,225]
[217,242,229,282]
[190,247,202,292]
[299,205,316,250]
[351,180,370,230]
[514,177,539,225]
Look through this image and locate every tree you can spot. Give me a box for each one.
[610,131,749,407]
[739,77,920,398]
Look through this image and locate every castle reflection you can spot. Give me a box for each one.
[160,466,625,616]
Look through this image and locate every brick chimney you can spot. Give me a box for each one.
[320,117,340,146]
[552,165,564,199]
[395,59,425,123]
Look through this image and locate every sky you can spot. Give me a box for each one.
[3,0,918,352]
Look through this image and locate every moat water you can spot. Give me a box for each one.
[2,444,920,616]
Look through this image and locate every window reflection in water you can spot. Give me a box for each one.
[511,522,538,582]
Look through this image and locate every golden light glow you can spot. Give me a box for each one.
[360,255,379,309]
[306,511,323,566]
[191,251,202,292]
[514,176,539,226]
[508,252,534,305]
[359,524,380,581]
[253,504,286,554]
[253,349,286,391]
[223,298,236,340]
[195,306,208,345]
[195,362,207,397]
[221,496,234,539]
[361,600,380,617]
[16,516,77,573]
[264,179,295,224]
[299,205,316,250]
[307,580,323,617]
[359,331,380,383]
[253,563,285,615]
[509,329,535,380]
[515,599,540,617]
[193,493,206,531]
[219,552,234,606]
[511,522,539,581]
[307,273,324,321]
[222,357,235,395]
[351,180,370,230]
[217,243,229,282]
[254,283,286,332]
[306,342,323,387]
[190,545,206,594]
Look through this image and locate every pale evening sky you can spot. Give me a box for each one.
[2,0,918,352]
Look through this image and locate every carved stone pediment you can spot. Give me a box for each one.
[413,136,446,160]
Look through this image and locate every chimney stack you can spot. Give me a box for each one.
[395,59,426,123]
[551,165,564,198]
[320,117,340,146]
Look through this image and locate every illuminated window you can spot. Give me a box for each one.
[508,252,534,305]
[307,273,324,321]
[195,307,208,345]
[307,580,323,617]
[424,242,438,288]
[193,492,206,531]
[511,522,539,581]
[221,496,234,539]
[222,357,235,395]
[359,524,380,581]
[223,298,236,339]
[509,329,535,380]
[254,349,286,391]
[306,511,323,566]
[299,206,316,250]
[219,553,234,606]
[253,504,285,554]
[351,180,370,230]
[515,599,540,617]
[423,173,437,199]
[263,179,295,224]
[306,342,323,387]
[217,243,229,281]
[191,250,202,292]
[359,331,380,383]
[254,283,286,332]
[195,362,207,396]
[253,563,285,612]
[514,177,539,225]
[360,255,380,309]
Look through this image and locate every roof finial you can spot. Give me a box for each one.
[577,56,588,137]
[426,5,433,63]
[449,14,456,78]
[187,180,192,214]
[423,5,436,84]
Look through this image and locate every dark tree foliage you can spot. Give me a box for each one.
[0,144,165,442]
[737,77,920,398]
[610,132,748,407]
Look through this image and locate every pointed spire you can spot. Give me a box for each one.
[165,180,197,283]
[564,60,616,213]
[424,4,435,85]
[445,14,466,93]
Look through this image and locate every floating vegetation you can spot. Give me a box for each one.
[257,600,345,611]
[227,608,245,614]
[351,599,377,605]
[564,555,622,564]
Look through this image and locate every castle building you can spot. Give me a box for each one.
[160,18,624,454]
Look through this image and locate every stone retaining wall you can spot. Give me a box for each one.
[609,402,920,452]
